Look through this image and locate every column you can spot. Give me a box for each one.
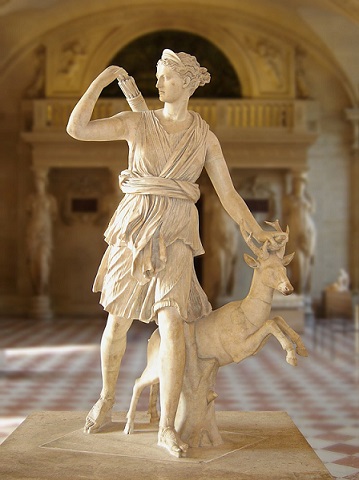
[345,108,359,291]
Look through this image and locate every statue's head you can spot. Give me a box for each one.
[33,168,48,194]
[157,49,210,96]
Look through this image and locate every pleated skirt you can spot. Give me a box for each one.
[93,240,211,323]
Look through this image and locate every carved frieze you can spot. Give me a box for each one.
[58,40,87,82]
[24,45,46,99]
[240,32,294,98]
[46,37,90,96]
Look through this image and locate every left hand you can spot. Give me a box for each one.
[256,230,288,249]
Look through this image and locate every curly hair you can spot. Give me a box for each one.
[157,49,211,96]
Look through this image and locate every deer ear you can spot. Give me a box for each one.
[244,253,259,268]
[283,252,295,266]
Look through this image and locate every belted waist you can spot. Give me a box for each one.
[119,170,200,203]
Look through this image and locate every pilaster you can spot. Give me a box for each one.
[345,108,359,290]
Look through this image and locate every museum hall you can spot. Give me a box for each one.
[0,1,358,478]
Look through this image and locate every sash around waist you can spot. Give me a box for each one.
[119,170,200,203]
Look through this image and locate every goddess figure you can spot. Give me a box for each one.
[67,49,285,457]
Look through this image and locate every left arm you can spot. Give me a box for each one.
[204,131,283,244]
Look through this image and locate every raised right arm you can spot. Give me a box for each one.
[66,66,140,142]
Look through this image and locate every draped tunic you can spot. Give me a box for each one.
[93,110,212,322]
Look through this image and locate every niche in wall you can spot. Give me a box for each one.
[48,167,118,314]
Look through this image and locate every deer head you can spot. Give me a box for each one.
[240,220,295,296]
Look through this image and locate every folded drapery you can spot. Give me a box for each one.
[119,169,201,203]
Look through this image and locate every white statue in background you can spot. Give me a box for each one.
[207,196,240,306]
[67,49,294,458]
[283,173,316,295]
[26,169,58,295]
[326,268,350,292]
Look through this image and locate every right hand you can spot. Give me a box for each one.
[94,65,129,88]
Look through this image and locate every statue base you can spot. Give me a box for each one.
[0,411,332,479]
[29,295,53,320]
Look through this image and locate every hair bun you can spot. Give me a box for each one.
[199,67,211,86]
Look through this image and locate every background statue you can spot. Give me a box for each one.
[283,173,316,296]
[326,268,350,292]
[295,46,311,99]
[207,196,240,306]
[26,169,58,296]
[25,45,46,98]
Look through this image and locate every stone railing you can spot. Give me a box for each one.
[22,98,319,134]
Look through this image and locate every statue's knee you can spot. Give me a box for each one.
[158,307,182,327]
[158,308,184,343]
[106,314,132,337]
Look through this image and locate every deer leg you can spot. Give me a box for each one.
[272,316,309,357]
[124,377,146,435]
[266,319,297,366]
[124,368,159,435]
[247,320,297,366]
[148,382,160,424]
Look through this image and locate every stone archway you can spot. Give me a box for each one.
[81,16,255,98]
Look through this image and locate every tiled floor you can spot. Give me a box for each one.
[0,316,358,479]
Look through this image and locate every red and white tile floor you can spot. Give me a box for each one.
[0,316,358,479]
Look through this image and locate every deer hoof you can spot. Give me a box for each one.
[286,351,297,366]
[124,421,134,435]
[149,412,160,424]
[296,345,309,357]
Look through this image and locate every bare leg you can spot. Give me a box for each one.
[84,314,133,433]
[157,307,188,457]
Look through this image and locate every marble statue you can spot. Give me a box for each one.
[124,220,308,448]
[283,173,316,296]
[66,49,301,458]
[326,268,350,292]
[26,169,57,296]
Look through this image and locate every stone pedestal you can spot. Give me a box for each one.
[0,411,332,479]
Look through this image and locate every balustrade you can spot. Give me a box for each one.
[23,98,318,134]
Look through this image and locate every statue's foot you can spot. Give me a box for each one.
[84,397,114,434]
[158,426,188,458]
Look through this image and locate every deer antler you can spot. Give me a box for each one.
[239,221,269,259]
[264,220,289,257]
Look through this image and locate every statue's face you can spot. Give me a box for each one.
[156,63,187,104]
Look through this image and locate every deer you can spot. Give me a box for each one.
[123,221,308,443]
